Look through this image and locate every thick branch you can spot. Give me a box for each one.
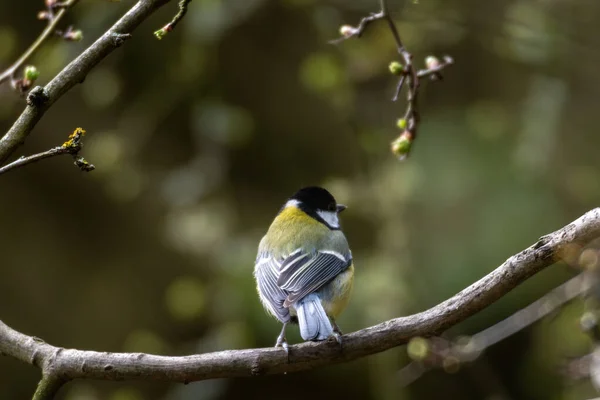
[1,209,599,388]
[0,0,172,165]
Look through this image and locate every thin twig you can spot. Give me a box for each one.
[398,273,594,386]
[0,0,80,87]
[562,352,597,383]
[416,56,454,79]
[154,0,193,39]
[392,75,405,102]
[0,127,94,176]
[379,0,407,54]
[1,209,599,398]
[167,0,192,30]
[0,147,72,175]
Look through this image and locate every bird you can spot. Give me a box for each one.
[254,186,354,351]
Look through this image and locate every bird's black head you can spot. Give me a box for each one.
[290,186,338,212]
[286,186,346,229]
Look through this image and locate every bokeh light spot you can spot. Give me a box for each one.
[110,388,143,400]
[165,276,206,321]
[579,249,599,271]
[300,53,343,93]
[0,27,16,62]
[466,100,508,141]
[82,67,121,109]
[192,101,254,147]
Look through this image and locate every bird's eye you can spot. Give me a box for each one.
[328,203,336,211]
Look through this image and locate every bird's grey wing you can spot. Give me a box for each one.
[277,250,352,307]
[254,253,290,322]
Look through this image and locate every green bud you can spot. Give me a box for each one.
[24,65,40,82]
[407,337,429,361]
[154,28,167,40]
[69,30,84,42]
[396,118,407,130]
[388,61,404,76]
[154,24,173,40]
[391,132,413,159]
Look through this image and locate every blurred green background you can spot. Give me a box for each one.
[1,0,599,399]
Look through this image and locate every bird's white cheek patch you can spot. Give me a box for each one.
[284,199,301,208]
[316,210,340,229]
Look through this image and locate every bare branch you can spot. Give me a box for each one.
[471,273,592,350]
[0,147,72,175]
[0,0,173,165]
[1,208,599,397]
[399,273,595,386]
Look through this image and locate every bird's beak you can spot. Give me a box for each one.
[336,204,347,213]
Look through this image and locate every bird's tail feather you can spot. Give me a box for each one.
[295,293,333,341]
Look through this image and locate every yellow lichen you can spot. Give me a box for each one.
[62,127,86,148]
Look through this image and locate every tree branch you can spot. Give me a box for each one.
[398,272,595,386]
[1,208,599,397]
[0,0,172,165]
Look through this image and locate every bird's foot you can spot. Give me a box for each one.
[275,328,290,362]
[275,337,289,352]
[332,331,343,348]
[332,321,343,350]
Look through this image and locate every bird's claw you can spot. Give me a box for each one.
[275,336,290,362]
[332,331,343,349]
[332,322,343,350]
[276,339,289,352]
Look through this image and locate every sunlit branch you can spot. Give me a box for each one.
[1,208,599,399]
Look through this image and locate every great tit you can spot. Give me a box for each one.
[254,186,354,351]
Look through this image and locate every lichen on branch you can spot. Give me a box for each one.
[0,127,95,176]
